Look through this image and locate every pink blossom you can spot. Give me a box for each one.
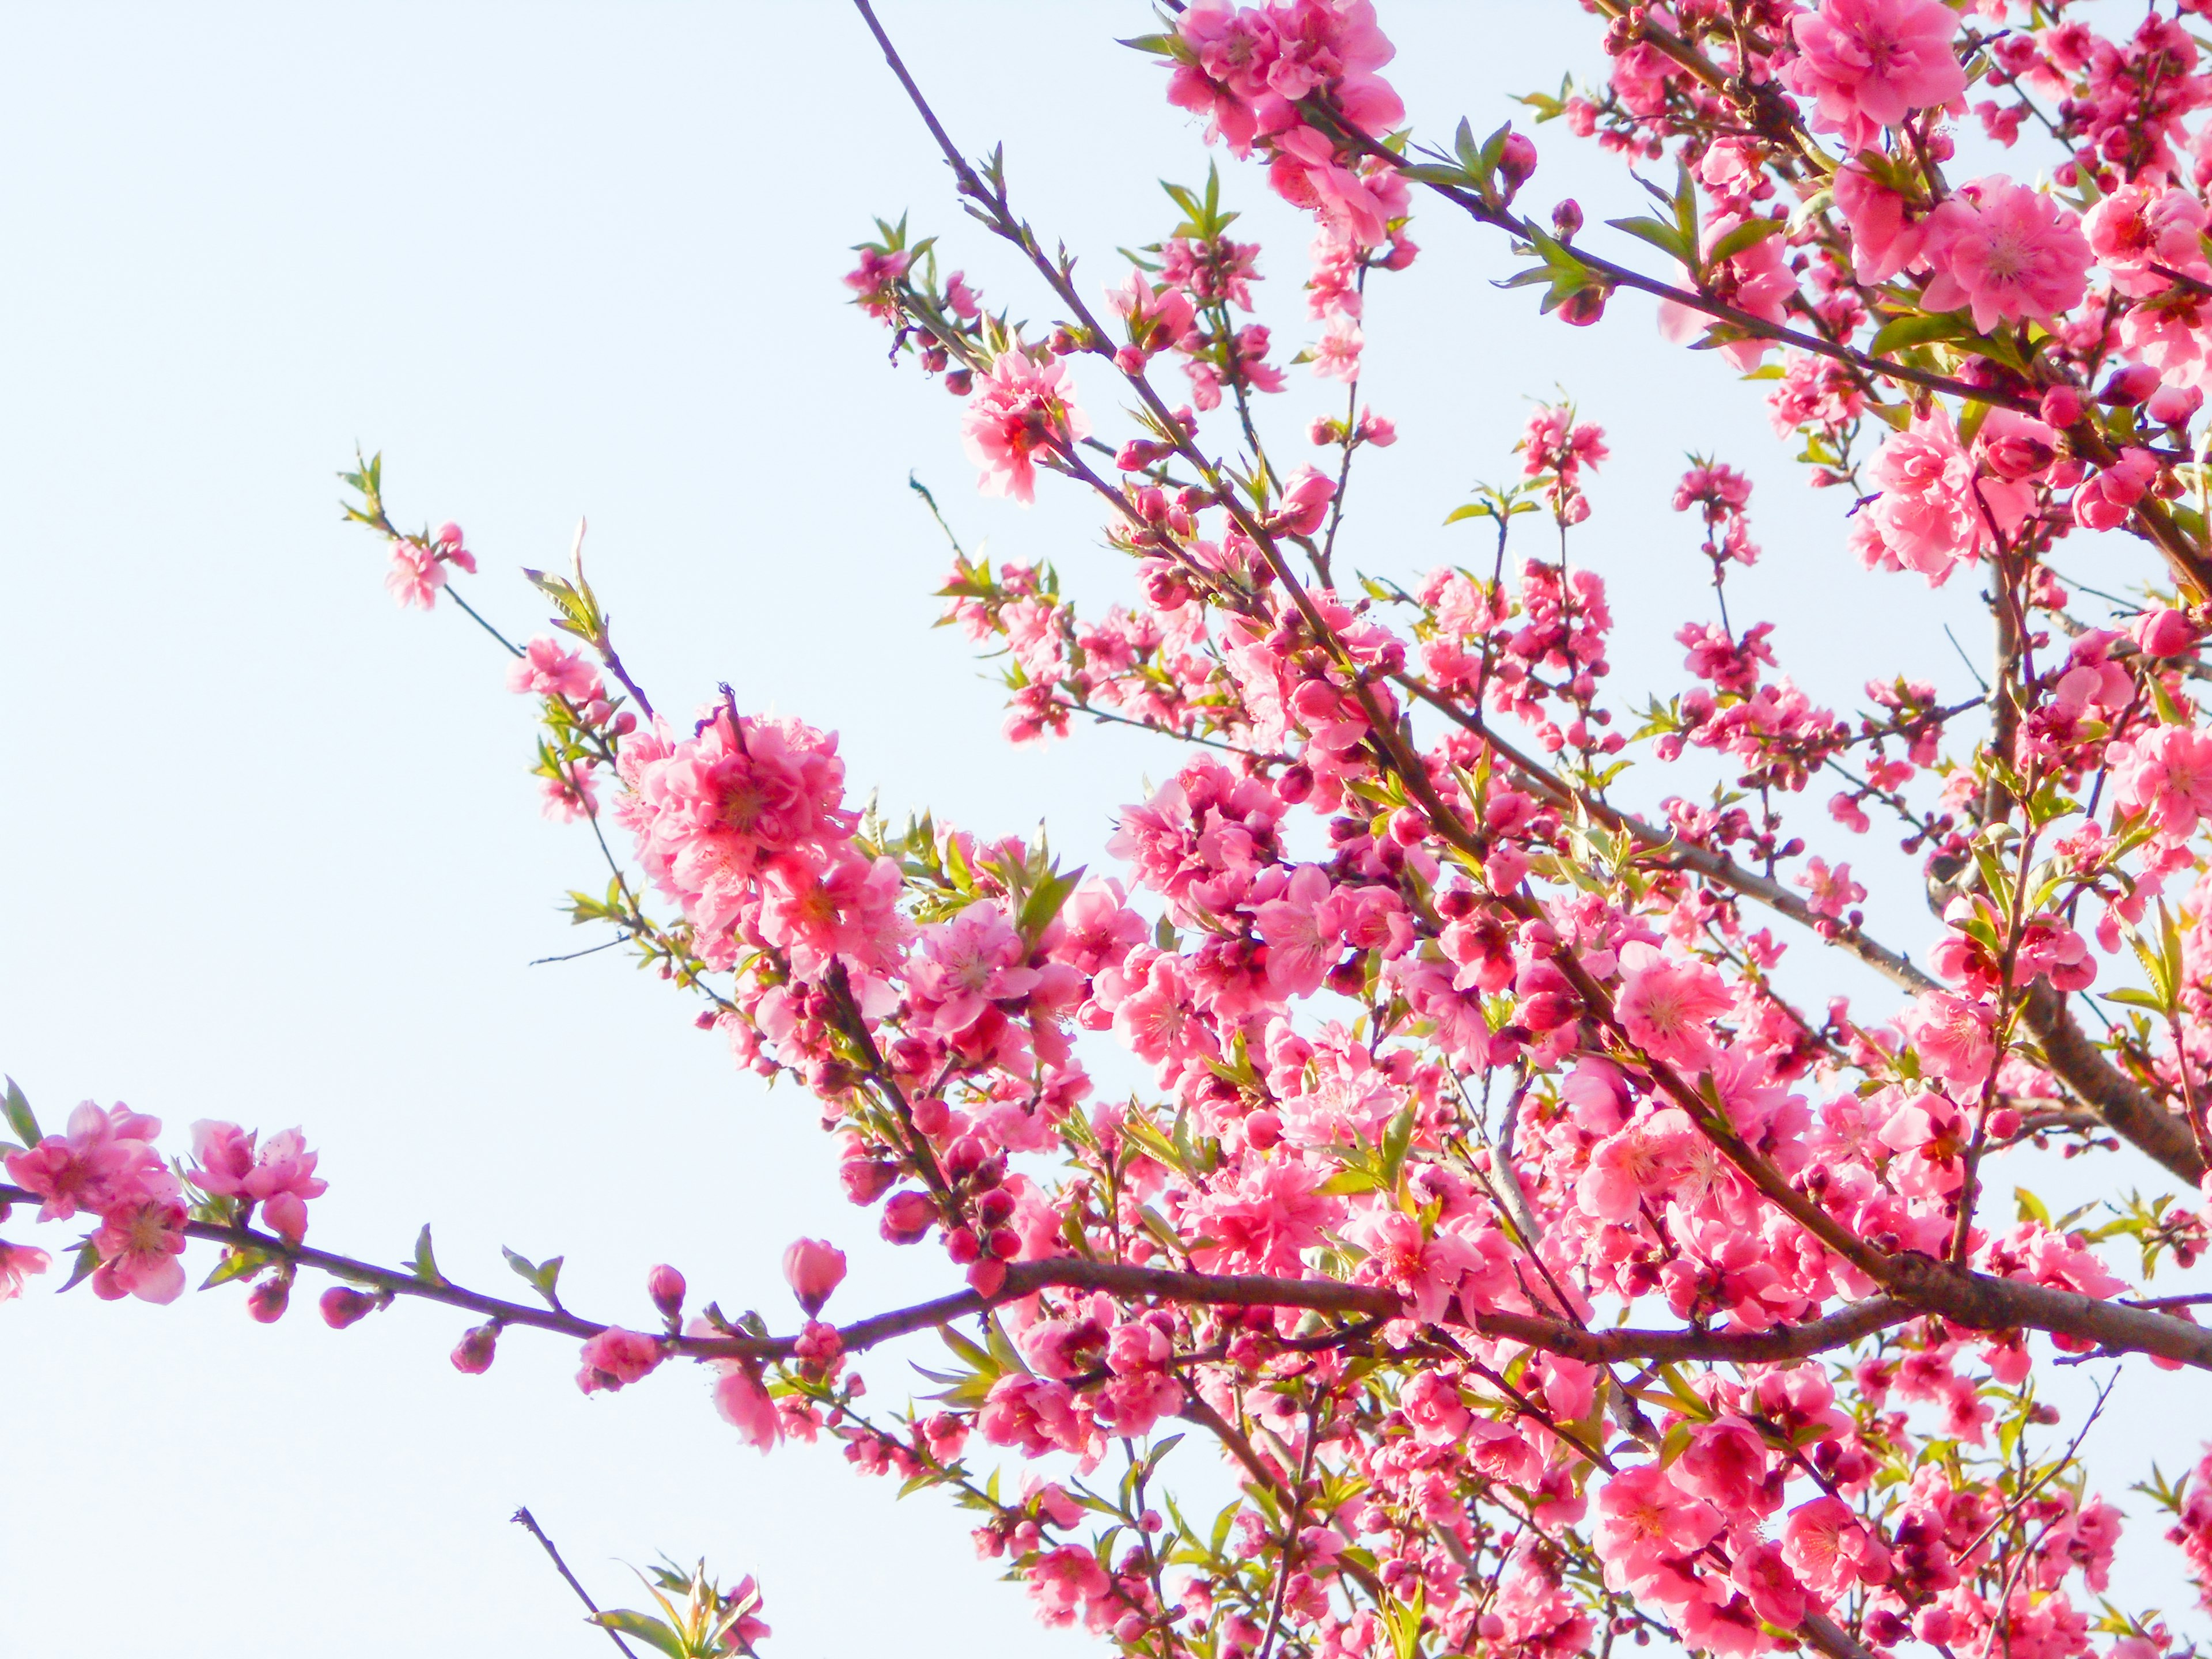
[188,1122,328,1244]
[1920,179,2090,333]
[1782,1495,1891,1596]
[1786,0,1965,147]
[961,350,1089,505]
[782,1237,848,1316]
[0,1238,50,1302]
[90,1196,188,1304]
[1252,863,1347,997]
[713,1364,783,1450]
[1026,1543,1112,1629]
[385,540,446,609]
[1594,1463,1723,1595]
[5,1102,169,1223]
[506,635,603,702]
[1614,943,1734,1067]
[2109,725,2212,838]
[1867,407,2030,584]
[1350,1209,1478,1321]
[577,1327,663,1393]
[1900,991,1996,1087]
[1795,857,1865,919]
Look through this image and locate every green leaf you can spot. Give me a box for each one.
[411,1224,446,1286]
[503,1246,565,1309]
[1380,1099,1418,1188]
[56,1238,100,1294]
[199,1248,268,1291]
[2014,1187,2053,1227]
[1706,215,1784,266]
[1605,214,1695,265]
[1442,502,1493,525]
[1018,863,1086,940]
[2,1076,40,1149]
[589,1610,688,1659]
[1866,310,1971,359]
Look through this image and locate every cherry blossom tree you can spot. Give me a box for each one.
[19,2,2212,1656]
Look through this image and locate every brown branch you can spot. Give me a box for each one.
[2020,982,2206,1183]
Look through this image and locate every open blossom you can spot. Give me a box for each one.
[1920,179,2090,333]
[0,1238,50,1302]
[5,1102,169,1223]
[1614,943,1734,1067]
[961,350,1089,505]
[1785,0,1965,147]
[90,1196,188,1304]
[712,1363,782,1450]
[1866,407,2030,584]
[506,635,602,702]
[1782,1496,1891,1596]
[2110,726,2212,839]
[189,1122,328,1244]
[1595,1464,1723,1595]
[577,1327,663,1394]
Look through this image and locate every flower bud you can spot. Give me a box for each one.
[647,1263,687,1321]
[881,1190,936,1245]
[2039,385,2085,427]
[247,1277,291,1324]
[967,1259,1008,1297]
[1979,430,2055,481]
[976,1187,1017,1228]
[945,1224,982,1264]
[944,1135,987,1180]
[909,1094,952,1138]
[782,1237,848,1317]
[2150,384,2205,427]
[944,369,973,397]
[1552,198,1584,240]
[319,1286,378,1330]
[2099,362,2162,407]
[1558,286,1608,327]
[2135,606,2202,658]
[840,1158,896,1206]
[1498,132,1538,195]
[452,1322,499,1374]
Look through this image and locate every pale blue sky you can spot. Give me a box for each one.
[1,3,2197,1654]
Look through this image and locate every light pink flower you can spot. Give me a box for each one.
[1350,1209,1479,1322]
[1919,178,2090,333]
[385,540,446,609]
[5,1102,170,1223]
[961,350,1090,504]
[1594,1463,1723,1595]
[1782,1495,1891,1596]
[1785,0,1965,147]
[0,1238,51,1302]
[2109,724,2212,838]
[577,1327,663,1393]
[90,1196,188,1304]
[1614,943,1734,1067]
[188,1122,328,1244]
[1900,991,1996,1087]
[506,635,603,702]
[713,1364,782,1450]
[1867,407,2031,584]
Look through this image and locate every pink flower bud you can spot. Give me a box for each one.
[247,1277,290,1323]
[1552,198,1584,240]
[881,1190,936,1245]
[2099,363,2162,407]
[1498,132,1538,194]
[2137,606,2203,658]
[647,1263,687,1321]
[2039,385,2085,427]
[452,1322,499,1374]
[909,1095,951,1138]
[967,1259,1008,1297]
[319,1286,377,1329]
[1558,286,1607,327]
[840,1158,895,1205]
[2150,384,2205,427]
[782,1237,849,1317]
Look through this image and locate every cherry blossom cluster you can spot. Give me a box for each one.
[31,1,2212,1656]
